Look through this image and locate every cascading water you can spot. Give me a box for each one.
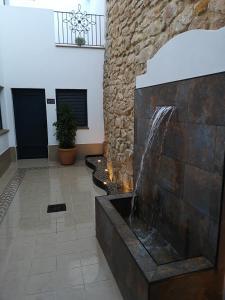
[127,105,179,264]
[130,106,175,224]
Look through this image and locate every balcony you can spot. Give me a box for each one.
[54,5,105,48]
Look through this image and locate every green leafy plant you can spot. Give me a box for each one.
[75,36,86,46]
[53,105,77,149]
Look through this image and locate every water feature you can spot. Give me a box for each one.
[95,72,225,300]
[126,105,180,264]
[130,105,175,221]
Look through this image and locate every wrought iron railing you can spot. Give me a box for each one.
[54,5,105,47]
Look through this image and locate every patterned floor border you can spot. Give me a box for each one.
[0,165,70,225]
[0,169,26,225]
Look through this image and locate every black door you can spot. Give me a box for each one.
[12,89,48,159]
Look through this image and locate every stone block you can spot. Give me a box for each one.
[194,0,209,15]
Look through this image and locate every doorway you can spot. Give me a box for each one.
[12,89,48,159]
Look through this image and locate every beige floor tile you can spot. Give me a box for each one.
[57,252,81,270]
[25,292,56,300]
[30,257,57,275]
[9,243,35,262]
[35,233,57,244]
[3,259,31,277]
[55,286,86,300]
[85,280,122,300]
[56,221,76,233]
[0,160,123,300]
[0,271,26,299]
[55,230,78,242]
[80,249,106,267]
[76,223,96,239]
[82,262,113,284]
[26,273,55,294]
[55,240,80,255]
[74,237,100,253]
[54,268,84,289]
[33,243,57,258]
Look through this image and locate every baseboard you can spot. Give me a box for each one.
[48,143,104,161]
[10,147,17,162]
[0,147,16,178]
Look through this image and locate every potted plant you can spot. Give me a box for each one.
[75,36,86,46]
[53,105,77,165]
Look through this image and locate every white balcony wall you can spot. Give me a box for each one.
[9,0,105,14]
[0,24,4,86]
[0,6,104,151]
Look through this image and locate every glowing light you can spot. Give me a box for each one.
[103,181,107,185]
[105,169,108,172]
[97,159,101,163]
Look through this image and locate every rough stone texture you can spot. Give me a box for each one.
[103,0,225,190]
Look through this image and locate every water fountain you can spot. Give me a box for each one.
[95,28,225,300]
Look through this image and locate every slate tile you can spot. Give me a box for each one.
[183,164,222,221]
[186,124,217,172]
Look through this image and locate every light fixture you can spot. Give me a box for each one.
[105,169,108,172]
[103,181,107,185]
[97,159,101,163]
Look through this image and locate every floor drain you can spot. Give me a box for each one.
[47,203,66,213]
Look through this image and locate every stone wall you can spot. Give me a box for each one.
[103,0,225,191]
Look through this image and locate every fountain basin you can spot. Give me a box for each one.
[95,193,222,300]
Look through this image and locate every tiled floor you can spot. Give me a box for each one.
[0,159,123,300]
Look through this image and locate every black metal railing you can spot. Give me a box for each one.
[54,7,104,47]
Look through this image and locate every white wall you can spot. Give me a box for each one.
[0,6,105,150]
[9,0,105,14]
[0,15,10,156]
[136,27,225,88]
[0,89,10,155]
[0,133,9,155]
[0,20,4,86]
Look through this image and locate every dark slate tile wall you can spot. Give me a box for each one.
[134,72,225,264]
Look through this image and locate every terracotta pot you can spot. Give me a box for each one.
[58,147,77,165]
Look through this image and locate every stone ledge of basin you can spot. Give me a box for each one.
[95,195,157,269]
[96,192,133,201]
[147,256,213,283]
[96,198,128,226]
[96,195,214,284]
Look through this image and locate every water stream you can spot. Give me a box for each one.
[129,106,175,223]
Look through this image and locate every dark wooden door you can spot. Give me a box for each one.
[12,89,48,159]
